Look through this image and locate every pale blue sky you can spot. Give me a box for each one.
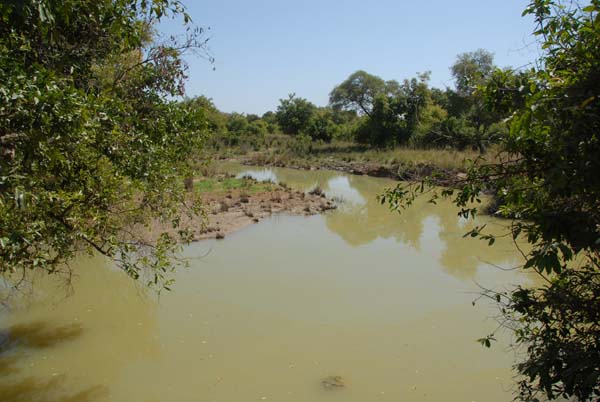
[162,1,539,115]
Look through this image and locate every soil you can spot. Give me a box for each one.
[136,183,337,243]
[196,186,336,240]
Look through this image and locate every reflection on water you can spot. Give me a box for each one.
[229,162,524,281]
[0,164,532,402]
[325,176,366,205]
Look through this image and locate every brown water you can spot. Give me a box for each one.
[0,164,532,402]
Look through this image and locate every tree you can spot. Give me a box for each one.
[382,1,600,400]
[226,112,250,134]
[275,93,316,135]
[355,72,434,147]
[261,111,280,133]
[185,96,227,134]
[0,0,211,290]
[451,49,495,96]
[446,50,503,152]
[355,94,407,147]
[303,109,338,143]
[329,70,400,116]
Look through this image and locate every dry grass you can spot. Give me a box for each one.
[243,142,504,173]
[307,141,503,170]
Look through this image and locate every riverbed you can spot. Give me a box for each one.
[0,164,531,402]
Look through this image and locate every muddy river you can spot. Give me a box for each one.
[0,164,532,402]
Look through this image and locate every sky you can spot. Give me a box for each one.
[161,0,539,115]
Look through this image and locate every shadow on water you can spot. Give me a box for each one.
[0,321,107,402]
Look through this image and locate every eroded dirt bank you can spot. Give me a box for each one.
[138,177,336,243]
[196,184,336,240]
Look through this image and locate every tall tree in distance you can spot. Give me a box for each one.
[329,70,400,116]
[448,49,501,152]
[451,49,495,96]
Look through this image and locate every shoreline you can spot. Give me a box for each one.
[226,154,465,187]
[138,177,337,243]
[195,183,336,240]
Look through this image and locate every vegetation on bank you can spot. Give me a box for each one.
[1,0,599,401]
[381,1,600,400]
[185,47,521,156]
[195,176,278,195]
[185,46,517,182]
[222,139,494,183]
[0,1,210,288]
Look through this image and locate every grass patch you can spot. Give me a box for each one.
[195,177,277,194]
[231,140,501,172]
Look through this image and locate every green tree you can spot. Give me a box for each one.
[382,1,600,400]
[261,111,280,133]
[355,94,406,146]
[355,72,434,147]
[446,49,504,152]
[451,49,495,96]
[0,0,210,289]
[226,112,250,134]
[303,109,338,143]
[185,96,227,134]
[275,93,316,135]
[329,70,400,116]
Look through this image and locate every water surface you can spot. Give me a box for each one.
[0,164,531,402]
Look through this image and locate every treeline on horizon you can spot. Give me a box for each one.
[185,48,530,153]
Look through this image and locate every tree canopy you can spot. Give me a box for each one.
[451,49,495,96]
[0,0,210,289]
[275,93,317,135]
[329,70,400,117]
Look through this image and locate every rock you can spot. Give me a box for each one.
[321,376,345,389]
[215,232,225,240]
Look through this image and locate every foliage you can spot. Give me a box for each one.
[447,50,506,152]
[451,49,495,96]
[195,176,276,194]
[261,111,280,133]
[355,94,407,147]
[204,56,515,152]
[0,0,210,289]
[226,112,250,134]
[184,96,227,134]
[409,103,448,147]
[286,134,313,156]
[381,1,600,399]
[329,70,400,116]
[275,93,316,135]
[303,109,338,143]
[354,72,436,147]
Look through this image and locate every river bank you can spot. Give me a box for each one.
[139,175,336,243]
[194,175,337,240]
[218,143,488,186]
